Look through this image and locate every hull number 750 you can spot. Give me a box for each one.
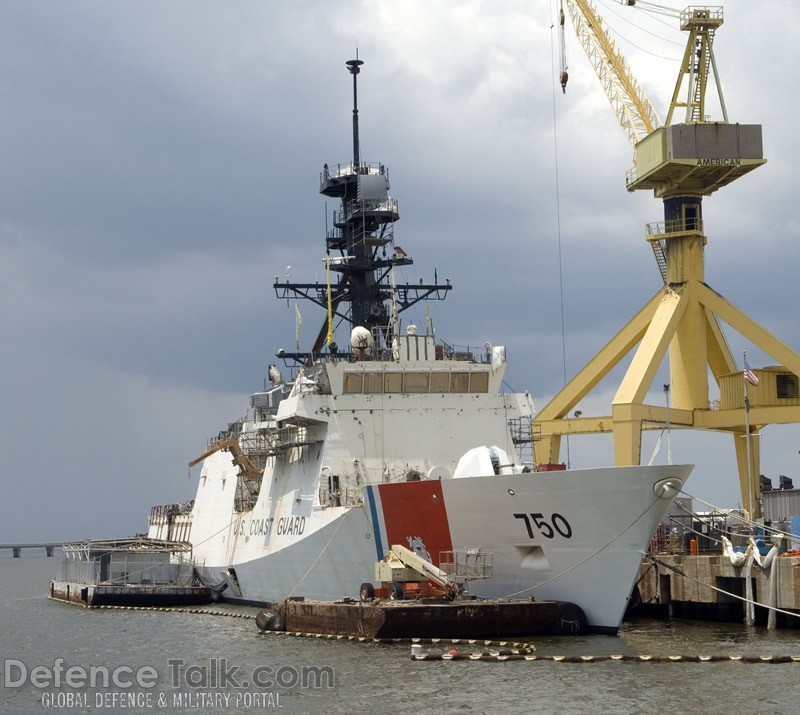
[513,512,573,539]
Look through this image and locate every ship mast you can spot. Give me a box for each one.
[348,58,362,167]
[274,59,452,365]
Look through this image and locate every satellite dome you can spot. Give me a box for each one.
[351,326,374,349]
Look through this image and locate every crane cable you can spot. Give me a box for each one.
[549,1,571,466]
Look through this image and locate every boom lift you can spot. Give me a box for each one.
[367,544,493,601]
[536,3,800,517]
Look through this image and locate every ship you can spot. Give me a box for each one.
[147,59,692,634]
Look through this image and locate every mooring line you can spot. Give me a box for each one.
[411,652,800,663]
[94,605,256,619]
[257,631,533,649]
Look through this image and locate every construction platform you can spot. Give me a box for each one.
[256,597,587,639]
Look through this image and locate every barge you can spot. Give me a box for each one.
[49,538,211,608]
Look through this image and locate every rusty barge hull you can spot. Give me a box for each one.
[49,580,212,608]
[265,599,582,639]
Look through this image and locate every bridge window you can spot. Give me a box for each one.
[431,372,450,393]
[777,373,799,399]
[470,372,489,392]
[451,372,470,393]
[365,373,384,393]
[385,372,403,393]
[342,370,490,394]
[344,373,363,394]
[404,373,430,393]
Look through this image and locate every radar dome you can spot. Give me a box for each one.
[351,326,374,349]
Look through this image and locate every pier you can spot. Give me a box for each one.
[0,542,63,558]
[635,552,800,628]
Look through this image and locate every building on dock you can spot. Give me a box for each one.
[50,537,211,607]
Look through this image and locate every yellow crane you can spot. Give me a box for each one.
[536,2,800,517]
[558,0,660,145]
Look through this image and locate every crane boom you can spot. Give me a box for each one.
[563,0,661,147]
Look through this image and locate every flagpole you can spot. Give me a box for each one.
[743,350,753,519]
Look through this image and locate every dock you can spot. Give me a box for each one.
[634,553,800,627]
[257,598,588,639]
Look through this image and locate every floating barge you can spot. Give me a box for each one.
[49,538,211,608]
[253,543,587,639]
[257,597,587,639]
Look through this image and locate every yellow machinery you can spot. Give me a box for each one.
[536,3,800,517]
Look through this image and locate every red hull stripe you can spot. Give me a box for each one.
[376,481,453,567]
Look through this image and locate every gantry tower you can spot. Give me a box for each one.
[537,4,800,516]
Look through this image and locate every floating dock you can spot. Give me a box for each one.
[49,537,211,608]
[257,598,587,639]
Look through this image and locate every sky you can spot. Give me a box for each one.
[1,0,798,541]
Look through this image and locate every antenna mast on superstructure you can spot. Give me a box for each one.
[347,56,363,167]
[273,58,453,365]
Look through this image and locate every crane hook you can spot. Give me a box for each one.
[558,5,568,93]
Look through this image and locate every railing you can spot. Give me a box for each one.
[439,548,493,584]
[149,501,194,524]
[333,198,399,224]
[320,161,389,186]
[646,217,704,236]
[436,342,496,363]
[679,6,723,29]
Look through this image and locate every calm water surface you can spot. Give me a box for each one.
[1,554,798,714]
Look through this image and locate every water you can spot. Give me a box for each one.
[2,553,799,714]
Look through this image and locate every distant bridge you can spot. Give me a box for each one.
[0,543,65,558]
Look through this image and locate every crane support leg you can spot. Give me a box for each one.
[697,284,800,378]
[614,286,687,406]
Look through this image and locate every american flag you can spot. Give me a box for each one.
[743,356,759,386]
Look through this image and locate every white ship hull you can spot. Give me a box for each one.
[152,451,689,633]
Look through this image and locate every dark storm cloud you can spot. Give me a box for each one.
[0,1,797,538]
